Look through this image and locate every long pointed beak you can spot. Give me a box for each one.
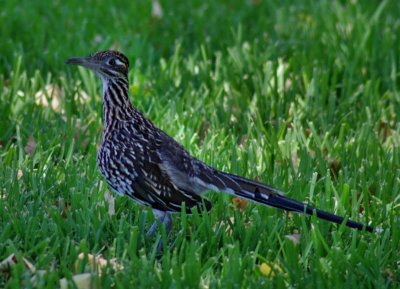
[65,56,100,71]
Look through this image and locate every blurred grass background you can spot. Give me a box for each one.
[0,0,399,288]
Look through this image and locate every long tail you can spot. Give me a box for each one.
[208,171,374,232]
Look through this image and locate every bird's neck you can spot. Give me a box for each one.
[101,77,133,129]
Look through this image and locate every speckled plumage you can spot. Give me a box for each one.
[97,98,213,213]
[66,50,374,235]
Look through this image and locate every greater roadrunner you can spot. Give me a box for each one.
[66,50,374,237]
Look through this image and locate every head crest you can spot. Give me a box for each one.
[91,50,129,69]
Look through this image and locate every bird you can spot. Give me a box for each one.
[66,50,374,240]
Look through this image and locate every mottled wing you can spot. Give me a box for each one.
[156,133,237,194]
[102,128,211,213]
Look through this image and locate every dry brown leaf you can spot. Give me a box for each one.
[97,180,105,194]
[361,67,367,76]
[75,90,90,105]
[383,268,394,282]
[75,253,124,276]
[25,135,36,156]
[54,198,72,219]
[151,0,163,19]
[303,128,311,137]
[354,191,365,214]
[377,120,396,144]
[378,121,390,141]
[30,270,47,286]
[285,78,292,91]
[309,149,316,158]
[329,158,340,179]
[17,169,23,180]
[287,102,295,118]
[225,216,236,235]
[0,254,36,273]
[239,135,248,149]
[36,84,90,115]
[219,216,251,236]
[104,190,115,217]
[96,184,116,217]
[60,273,95,289]
[0,254,97,288]
[0,254,17,272]
[35,84,63,113]
[285,232,301,245]
[230,196,248,212]
[0,254,49,287]
[291,150,299,173]
[198,121,210,145]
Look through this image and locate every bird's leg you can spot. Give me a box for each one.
[146,220,160,237]
[156,212,172,252]
[161,212,172,235]
[146,211,173,253]
[146,210,172,237]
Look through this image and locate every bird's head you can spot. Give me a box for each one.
[66,50,129,80]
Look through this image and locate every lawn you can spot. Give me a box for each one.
[0,0,399,288]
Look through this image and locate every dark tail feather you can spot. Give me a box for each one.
[216,171,374,233]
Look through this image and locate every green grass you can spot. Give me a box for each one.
[1,0,399,288]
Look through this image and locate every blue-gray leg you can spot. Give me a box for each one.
[146,210,172,252]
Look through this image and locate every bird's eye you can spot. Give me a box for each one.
[108,59,116,65]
